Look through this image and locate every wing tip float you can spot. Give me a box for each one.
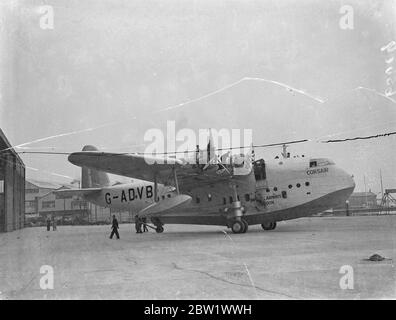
[139,194,192,216]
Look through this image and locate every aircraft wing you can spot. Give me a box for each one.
[68,151,237,192]
[53,188,102,198]
[68,151,182,182]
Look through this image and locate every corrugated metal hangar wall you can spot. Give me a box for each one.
[0,129,25,232]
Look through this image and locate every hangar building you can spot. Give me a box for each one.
[0,129,25,232]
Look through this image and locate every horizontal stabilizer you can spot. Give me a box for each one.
[53,188,102,198]
[139,194,192,216]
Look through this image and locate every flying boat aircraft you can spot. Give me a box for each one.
[57,135,355,234]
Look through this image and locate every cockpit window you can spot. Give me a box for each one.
[309,158,335,167]
[309,161,317,168]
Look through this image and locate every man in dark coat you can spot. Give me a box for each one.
[135,215,142,233]
[46,217,51,231]
[109,215,120,239]
[52,217,57,231]
[142,217,148,232]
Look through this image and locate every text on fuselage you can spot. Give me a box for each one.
[306,167,329,175]
[105,186,153,204]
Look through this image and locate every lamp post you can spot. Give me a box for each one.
[345,200,350,216]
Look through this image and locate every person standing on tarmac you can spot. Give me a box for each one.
[345,200,350,217]
[142,217,148,232]
[135,215,142,233]
[109,215,120,239]
[52,217,57,231]
[46,217,51,231]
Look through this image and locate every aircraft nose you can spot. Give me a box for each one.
[338,167,355,192]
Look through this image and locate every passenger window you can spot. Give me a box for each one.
[296,183,301,188]
[162,195,165,200]
[288,185,292,189]
[282,191,287,199]
[167,194,171,198]
[274,187,278,192]
[223,197,226,205]
[196,197,200,204]
[245,194,250,201]
[229,196,233,203]
[305,182,310,186]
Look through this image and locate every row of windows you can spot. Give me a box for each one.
[39,200,88,210]
[71,200,87,209]
[42,201,55,209]
[26,188,39,194]
[193,181,312,204]
[25,200,36,208]
[265,182,310,192]
[55,194,72,199]
[195,194,251,204]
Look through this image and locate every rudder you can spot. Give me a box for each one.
[81,145,110,188]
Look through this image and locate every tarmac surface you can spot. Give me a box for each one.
[0,216,395,299]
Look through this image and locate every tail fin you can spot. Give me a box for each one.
[81,145,110,188]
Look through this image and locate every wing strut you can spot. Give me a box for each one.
[154,173,158,202]
[173,167,180,195]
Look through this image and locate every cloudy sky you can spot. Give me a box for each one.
[1,0,395,194]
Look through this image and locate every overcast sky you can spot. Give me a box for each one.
[1,0,395,194]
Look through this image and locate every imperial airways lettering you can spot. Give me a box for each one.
[306,167,328,175]
[266,195,281,200]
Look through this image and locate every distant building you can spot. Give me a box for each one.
[38,187,89,218]
[25,179,89,221]
[25,179,64,215]
[348,191,378,208]
[25,179,131,224]
[332,191,378,211]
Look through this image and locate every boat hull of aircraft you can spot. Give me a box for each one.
[150,186,355,227]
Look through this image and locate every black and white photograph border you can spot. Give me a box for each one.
[0,0,395,301]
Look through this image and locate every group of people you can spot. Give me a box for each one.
[135,215,149,233]
[109,214,149,239]
[44,214,150,238]
[46,217,57,231]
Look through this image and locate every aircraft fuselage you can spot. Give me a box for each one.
[83,181,173,212]
[154,157,355,226]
